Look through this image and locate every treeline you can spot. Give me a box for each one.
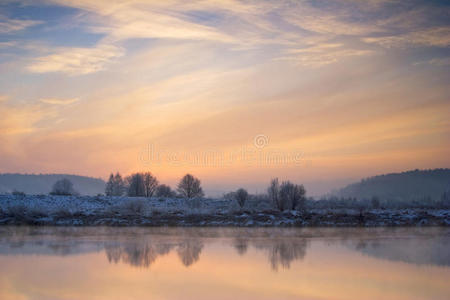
[310,193,450,210]
[8,171,450,211]
[104,172,204,199]
[334,169,450,201]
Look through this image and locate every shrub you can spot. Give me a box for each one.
[50,178,77,196]
[12,190,26,197]
[155,184,175,198]
[122,199,146,215]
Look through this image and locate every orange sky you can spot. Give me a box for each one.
[0,0,449,195]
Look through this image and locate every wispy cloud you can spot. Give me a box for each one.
[363,27,450,48]
[40,97,79,105]
[0,16,42,33]
[279,43,374,67]
[27,44,124,75]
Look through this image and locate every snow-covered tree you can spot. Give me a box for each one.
[50,178,77,196]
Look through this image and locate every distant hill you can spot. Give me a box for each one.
[333,169,450,201]
[0,173,105,196]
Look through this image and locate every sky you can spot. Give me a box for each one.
[0,0,449,196]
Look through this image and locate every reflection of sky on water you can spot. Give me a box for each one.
[1,227,449,300]
[0,227,449,269]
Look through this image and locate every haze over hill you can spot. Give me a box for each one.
[0,174,105,196]
[332,169,450,201]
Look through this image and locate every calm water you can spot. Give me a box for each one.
[0,227,449,300]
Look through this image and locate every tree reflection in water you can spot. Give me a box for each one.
[105,243,173,268]
[104,239,203,268]
[253,239,308,271]
[177,240,203,267]
[233,237,248,256]
[1,227,447,271]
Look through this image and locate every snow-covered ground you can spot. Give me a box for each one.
[0,194,449,226]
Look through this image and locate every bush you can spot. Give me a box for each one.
[155,184,175,198]
[50,178,77,196]
[122,199,146,215]
[12,190,26,197]
[7,204,27,218]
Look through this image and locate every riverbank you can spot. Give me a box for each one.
[0,195,449,226]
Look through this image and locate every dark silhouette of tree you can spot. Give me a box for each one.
[268,178,280,209]
[279,181,306,210]
[105,173,115,196]
[268,179,306,211]
[177,174,204,198]
[143,172,158,197]
[113,173,125,196]
[155,184,175,197]
[126,173,146,197]
[235,188,248,208]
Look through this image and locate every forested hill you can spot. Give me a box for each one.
[334,169,450,201]
[0,174,105,196]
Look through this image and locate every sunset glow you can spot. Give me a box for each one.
[1,0,449,195]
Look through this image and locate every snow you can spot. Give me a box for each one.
[0,194,449,227]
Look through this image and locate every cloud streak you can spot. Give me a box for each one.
[0,16,42,33]
[27,44,124,75]
[363,27,450,48]
[40,98,79,105]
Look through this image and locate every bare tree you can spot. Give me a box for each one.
[105,173,115,196]
[177,174,204,198]
[106,172,125,196]
[50,178,77,196]
[155,184,175,198]
[279,181,306,211]
[113,172,125,196]
[126,173,146,197]
[268,178,280,209]
[268,179,306,211]
[235,188,248,208]
[143,172,158,197]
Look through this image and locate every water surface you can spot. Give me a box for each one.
[0,227,449,300]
